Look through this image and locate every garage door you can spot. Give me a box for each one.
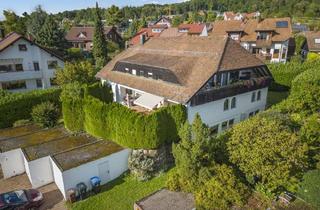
[98,161,110,183]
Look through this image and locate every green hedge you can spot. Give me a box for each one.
[62,83,187,149]
[268,59,320,90]
[0,88,61,128]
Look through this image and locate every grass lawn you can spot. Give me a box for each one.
[71,172,168,210]
[267,90,289,108]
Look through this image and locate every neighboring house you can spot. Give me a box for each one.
[0,32,64,92]
[134,189,195,210]
[178,24,208,36]
[65,26,123,51]
[301,31,320,57]
[292,23,309,33]
[152,16,172,28]
[212,17,294,63]
[97,36,273,134]
[129,26,164,46]
[223,11,260,21]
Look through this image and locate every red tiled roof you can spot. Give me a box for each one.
[130,28,162,45]
[178,24,206,34]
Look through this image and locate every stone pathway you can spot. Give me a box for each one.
[0,174,67,210]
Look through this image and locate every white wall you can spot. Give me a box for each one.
[187,88,268,131]
[24,156,54,188]
[51,157,65,198]
[0,149,25,178]
[52,149,130,199]
[0,38,64,91]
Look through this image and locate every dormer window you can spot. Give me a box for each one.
[132,69,136,75]
[257,32,268,40]
[315,38,320,44]
[18,44,27,51]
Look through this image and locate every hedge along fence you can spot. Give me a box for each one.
[62,83,187,149]
[0,88,61,128]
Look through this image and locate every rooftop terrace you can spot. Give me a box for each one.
[52,140,124,171]
[23,134,97,161]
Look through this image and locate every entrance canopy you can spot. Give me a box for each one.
[134,93,164,110]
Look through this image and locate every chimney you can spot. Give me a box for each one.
[0,28,5,40]
[140,34,146,45]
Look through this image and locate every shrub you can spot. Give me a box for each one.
[0,89,9,97]
[128,150,156,181]
[307,52,320,61]
[227,111,308,194]
[0,88,61,128]
[31,102,60,128]
[294,34,306,55]
[195,164,250,210]
[297,170,320,209]
[13,119,31,127]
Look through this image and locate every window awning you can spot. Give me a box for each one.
[134,93,164,110]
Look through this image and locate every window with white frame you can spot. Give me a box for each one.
[132,69,136,75]
[257,91,261,101]
[315,38,320,44]
[251,92,256,102]
[231,97,236,109]
[223,99,229,111]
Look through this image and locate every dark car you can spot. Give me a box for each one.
[0,189,43,210]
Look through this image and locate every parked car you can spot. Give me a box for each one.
[0,189,43,210]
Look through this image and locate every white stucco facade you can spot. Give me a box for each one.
[0,149,25,178]
[23,155,54,188]
[187,87,268,132]
[240,40,289,63]
[52,149,130,199]
[0,38,64,92]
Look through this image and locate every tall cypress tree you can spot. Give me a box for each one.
[93,2,108,70]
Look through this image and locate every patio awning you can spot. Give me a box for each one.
[134,93,164,110]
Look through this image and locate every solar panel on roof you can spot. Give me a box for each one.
[276,21,288,28]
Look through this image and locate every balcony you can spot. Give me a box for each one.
[0,70,42,82]
[190,77,272,106]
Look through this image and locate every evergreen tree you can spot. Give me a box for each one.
[2,10,26,35]
[26,5,47,41]
[36,15,67,52]
[93,2,108,70]
[105,5,122,26]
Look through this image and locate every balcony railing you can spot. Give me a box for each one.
[190,77,272,106]
[256,39,272,48]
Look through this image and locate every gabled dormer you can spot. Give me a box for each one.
[78,32,87,39]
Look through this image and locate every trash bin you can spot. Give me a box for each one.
[66,188,77,203]
[76,182,87,200]
[90,176,101,194]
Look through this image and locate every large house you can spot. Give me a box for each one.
[97,36,273,133]
[223,11,260,21]
[0,32,64,92]
[212,18,295,63]
[301,31,320,57]
[65,26,123,51]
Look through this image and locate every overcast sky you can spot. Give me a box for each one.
[0,0,186,19]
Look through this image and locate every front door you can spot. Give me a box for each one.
[98,161,110,183]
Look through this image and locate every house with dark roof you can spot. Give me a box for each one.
[65,26,122,51]
[212,17,295,63]
[97,36,273,133]
[301,31,320,57]
[0,32,64,92]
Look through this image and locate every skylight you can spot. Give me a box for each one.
[276,21,288,28]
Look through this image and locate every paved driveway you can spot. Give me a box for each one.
[0,174,66,210]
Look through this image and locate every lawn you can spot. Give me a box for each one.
[267,90,289,108]
[71,172,168,210]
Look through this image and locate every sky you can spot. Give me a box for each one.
[0,0,186,19]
